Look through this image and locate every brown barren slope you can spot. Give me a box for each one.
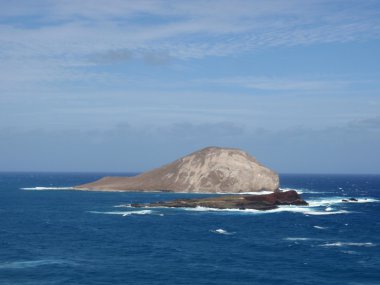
[75,147,279,193]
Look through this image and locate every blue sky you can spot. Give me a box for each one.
[1,0,379,173]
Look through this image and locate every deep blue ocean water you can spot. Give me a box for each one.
[0,173,379,285]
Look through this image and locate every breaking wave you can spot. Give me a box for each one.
[88,210,155,216]
[307,197,379,207]
[21,187,74,190]
[210,228,235,235]
[279,188,325,194]
[320,242,376,247]
[284,237,317,241]
[181,205,351,216]
[313,226,328,230]
[113,204,132,208]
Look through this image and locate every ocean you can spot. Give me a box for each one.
[0,173,379,285]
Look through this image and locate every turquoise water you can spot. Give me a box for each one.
[0,173,379,284]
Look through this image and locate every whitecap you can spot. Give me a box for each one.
[182,205,351,216]
[313,226,327,230]
[284,237,316,241]
[210,228,234,235]
[113,204,132,208]
[307,197,379,207]
[320,242,376,247]
[299,209,351,216]
[279,188,325,194]
[0,259,74,269]
[21,187,74,190]
[89,210,154,216]
[183,206,261,213]
[258,206,350,216]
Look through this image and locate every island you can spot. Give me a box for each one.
[132,190,308,211]
[75,146,308,210]
[76,146,279,193]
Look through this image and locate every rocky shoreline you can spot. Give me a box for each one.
[132,190,308,211]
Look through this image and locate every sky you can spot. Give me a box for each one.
[1,0,379,174]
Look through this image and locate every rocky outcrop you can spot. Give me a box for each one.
[75,147,279,193]
[131,190,308,211]
[342,198,358,202]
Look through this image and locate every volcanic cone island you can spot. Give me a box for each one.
[76,147,279,193]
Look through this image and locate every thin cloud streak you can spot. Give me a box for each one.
[1,1,380,59]
[1,1,379,90]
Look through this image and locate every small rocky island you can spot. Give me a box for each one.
[132,190,308,211]
[76,146,308,210]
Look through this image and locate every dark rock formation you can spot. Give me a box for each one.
[75,147,279,193]
[131,190,308,211]
[342,198,358,202]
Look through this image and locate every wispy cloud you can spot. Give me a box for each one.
[199,76,350,92]
[1,1,380,59]
[1,0,379,90]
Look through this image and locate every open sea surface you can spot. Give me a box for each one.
[0,173,379,285]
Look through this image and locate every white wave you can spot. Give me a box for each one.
[279,188,325,194]
[89,210,154,216]
[320,242,376,247]
[296,207,352,216]
[307,197,379,207]
[313,226,327,230]
[0,259,74,269]
[113,204,132,208]
[280,187,303,194]
[234,190,274,195]
[284,237,315,241]
[258,206,350,215]
[182,205,351,216]
[325,207,334,212]
[183,206,261,213]
[210,228,235,235]
[21,187,73,190]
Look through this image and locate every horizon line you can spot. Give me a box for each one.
[0,171,379,176]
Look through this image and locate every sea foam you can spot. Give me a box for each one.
[307,197,379,207]
[89,210,154,216]
[284,237,317,241]
[313,226,328,230]
[279,187,325,194]
[320,242,376,247]
[181,205,351,216]
[210,228,235,235]
[21,187,74,190]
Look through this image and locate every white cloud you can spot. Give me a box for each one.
[0,0,380,96]
[1,0,379,59]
